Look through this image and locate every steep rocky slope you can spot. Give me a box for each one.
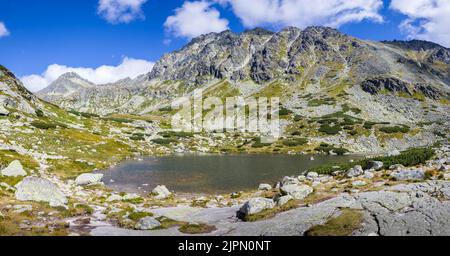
[0,65,43,116]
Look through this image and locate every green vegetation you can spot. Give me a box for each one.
[282,138,308,147]
[30,120,61,130]
[379,126,410,134]
[308,97,336,107]
[311,147,434,175]
[128,212,153,221]
[251,137,273,148]
[103,117,132,123]
[318,123,342,135]
[279,106,293,116]
[178,223,217,234]
[305,209,363,236]
[294,115,303,122]
[314,143,349,155]
[130,133,146,141]
[158,131,194,138]
[151,138,178,145]
[0,150,39,172]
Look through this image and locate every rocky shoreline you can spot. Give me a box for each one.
[1,143,449,236]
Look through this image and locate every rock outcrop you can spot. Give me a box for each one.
[1,160,27,177]
[15,177,68,207]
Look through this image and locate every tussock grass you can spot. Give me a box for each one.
[305,209,363,236]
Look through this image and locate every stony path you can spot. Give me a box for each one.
[89,181,450,236]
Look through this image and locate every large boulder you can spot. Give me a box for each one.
[391,169,425,181]
[280,184,313,200]
[135,217,161,230]
[15,177,67,207]
[1,160,27,177]
[367,161,384,171]
[276,195,294,206]
[258,184,272,191]
[239,198,275,216]
[152,185,172,199]
[346,165,364,177]
[75,173,104,186]
[281,176,299,186]
[0,104,9,116]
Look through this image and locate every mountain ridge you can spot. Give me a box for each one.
[34,26,449,129]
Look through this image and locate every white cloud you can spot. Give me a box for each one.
[0,22,10,38]
[21,57,155,92]
[390,0,450,47]
[165,1,229,39]
[216,0,383,28]
[98,0,148,24]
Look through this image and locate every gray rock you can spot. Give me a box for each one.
[122,193,141,201]
[13,205,32,214]
[367,161,384,171]
[75,173,103,186]
[297,175,306,181]
[258,184,272,191]
[363,171,375,179]
[106,194,123,202]
[346,165,364,177]
[15,177,67,207]
[389,164,405,170]
[1,160,27,177]
[0,104,9,116]
[239,198,275,216]
[387,150,401,156]
[281,176,299,186]
[306,172,319,179]
[439,165,449,172]
[276,195,294,206]
[152,185,172,199]
[135,217,161,230]
[352,180,367,187]
[280,184,313,200]
[391,169,425,181]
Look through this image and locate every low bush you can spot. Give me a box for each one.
[128,212,153,221]
[282,138,308,147]
[311,147,434,175]
[319,124,342,135]
[305,209,363,236]
[151,138,177,145]
[252,137,272,148]
[379,126,410,134]
[158,131,194,138]
[279,107,293,116]
[178,223,217,234]
[30,121,59,129]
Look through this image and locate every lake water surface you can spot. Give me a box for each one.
[102,154,359,194]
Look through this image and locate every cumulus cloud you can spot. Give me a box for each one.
[98,0,148,24]
[390,0,450,47]
[165,1,229,39]
[20,57,155,92]
[216,0,383,28]
[0,22,10,38]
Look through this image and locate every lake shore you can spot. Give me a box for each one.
[2,143,448,236]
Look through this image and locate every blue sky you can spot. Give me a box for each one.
[0,0,449,91]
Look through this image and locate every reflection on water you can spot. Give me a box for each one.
[102,154,359,194]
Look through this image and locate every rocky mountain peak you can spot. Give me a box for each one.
[38,72,95,99]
